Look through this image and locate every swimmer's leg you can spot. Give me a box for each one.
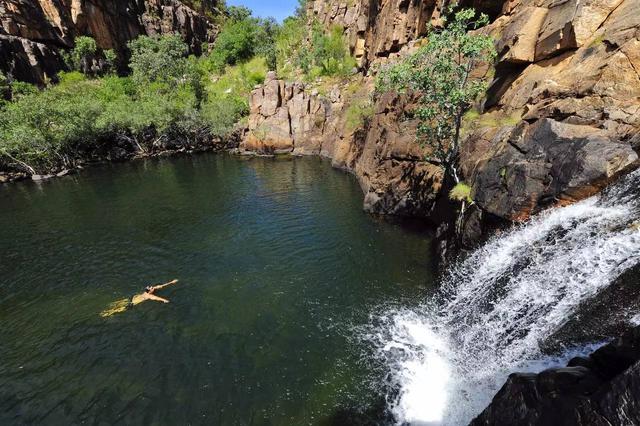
[100,299,131,317]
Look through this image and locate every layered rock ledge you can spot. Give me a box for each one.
[241,71,444,218]
[472,325,640,425]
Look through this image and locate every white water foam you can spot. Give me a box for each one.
[371,170,640,425]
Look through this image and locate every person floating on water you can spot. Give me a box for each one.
[100,279,179,317]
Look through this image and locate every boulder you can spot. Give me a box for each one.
[497,6,548,63]
[466,119,638,221]
[471,326,640,425]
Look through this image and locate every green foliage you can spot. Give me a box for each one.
[9,81,38,99]
[226,5,252,21]
[103,49,117,73]
[201,56,267,135]
[128,35,189,85]
[0,72,10,103]
[295,0,308,19]
[377,8,496,182]
[449,182,473,203]
[344,98,374,132]
[208,8,278,72]
[310,25,356,76]
[69,36,98,72]
[274,16,307,78]
[276,19,357,79]
[0,34,257,175]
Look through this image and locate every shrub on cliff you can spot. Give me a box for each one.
[128,35,190,85]
[208,7,278,72]
[0,72,11,103]
[65,36,98,74]
[377,8,496,234]
[275,13,356,80]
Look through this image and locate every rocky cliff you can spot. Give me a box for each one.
[472,324,640,425]
[307,0,505,69]
[0,0,220,84]
[242,0,640,246]
[242,72,444,217]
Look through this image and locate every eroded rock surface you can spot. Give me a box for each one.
[241,72,444,217]
[463,119,638,221]
[471,325,640,425]
[244,0,640,224]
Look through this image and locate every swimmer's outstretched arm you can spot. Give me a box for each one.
[151,279,179,290]
[146,294,170,304]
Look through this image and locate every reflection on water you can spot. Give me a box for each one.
[0,154,434,425]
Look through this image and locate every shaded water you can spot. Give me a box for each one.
[0,154,435,425]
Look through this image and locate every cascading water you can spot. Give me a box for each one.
[369,169,640,425]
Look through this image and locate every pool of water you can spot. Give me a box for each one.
[0,154,435,425]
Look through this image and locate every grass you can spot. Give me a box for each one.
[205,56,268,100]
[344,98,374,132]
[461,109,522,136]
[449,182,473,203]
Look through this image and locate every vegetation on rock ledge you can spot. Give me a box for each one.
[377,8,496,234]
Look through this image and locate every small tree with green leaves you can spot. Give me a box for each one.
[128,35,189,85]
[377,8,496,234]
[70,36,98,74]
[103,49,117,74]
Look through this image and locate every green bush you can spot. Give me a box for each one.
[275,19,356,79]
[208,8,278,72]
[344,98,374,132]
[311,25,356,76]
[9,81,38,99]
[275,16,307,78]
[67,36,98,72]
[128,35,189,85]
[449,182,473,203]
[104,49,117,73]
[0,30,267,175]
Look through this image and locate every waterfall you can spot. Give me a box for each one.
[369,170,640,425]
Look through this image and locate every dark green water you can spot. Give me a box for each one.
[0,154,435,425]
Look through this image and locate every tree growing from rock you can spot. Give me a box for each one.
[69,36,98,74]
[377,8,496,234]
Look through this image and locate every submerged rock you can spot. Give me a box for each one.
[471,326,640,425]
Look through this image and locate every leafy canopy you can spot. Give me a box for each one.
[128,35,189,85]
[377,8,496,182]
[208,7,278,72]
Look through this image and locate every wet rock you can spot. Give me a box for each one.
[471,326,640,425]
[31,174,54,181]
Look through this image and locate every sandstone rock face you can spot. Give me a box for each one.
[0,0,219,84]
[307,0,505,69]
[241,72,444,217]
[456,0,640,231]
[471,325,640,425]
[464,119,638,221]
[246,0,640,224]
